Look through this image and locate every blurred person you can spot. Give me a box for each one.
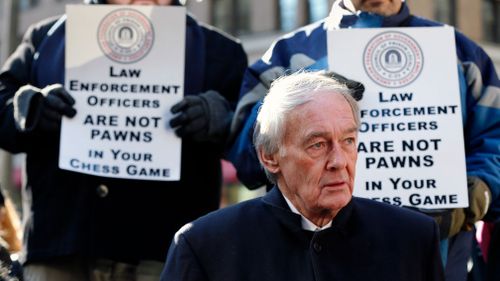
[471,218,500,281]
[161,71,444,281]
[0,189,22,281]
[0,192,21,255]
[228,1,499,280]
[0,245,22,281]
[0,0,247,280]
[485,219,500,281]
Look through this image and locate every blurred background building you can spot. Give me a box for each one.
[1,0,500,210]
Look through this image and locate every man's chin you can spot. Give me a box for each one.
[321,195,352,212]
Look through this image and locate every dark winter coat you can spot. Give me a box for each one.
[161,187,444,281]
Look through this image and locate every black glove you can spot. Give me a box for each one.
[320,71,365,101]
[13,84,76,133]
[169,90,232,143]
[423,176,491,238]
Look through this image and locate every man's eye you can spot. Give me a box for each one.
[344,137,355,145]
[310,142,325,149]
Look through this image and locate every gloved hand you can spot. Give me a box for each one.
[424,176,491,238]
[13,84,76,133]
[169,90,232,143]
[320,71,365,101]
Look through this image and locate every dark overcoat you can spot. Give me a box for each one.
[161,187,444,281]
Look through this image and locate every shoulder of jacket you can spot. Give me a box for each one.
[187,14,241,44]
[407,15,444,27]
[268,19,325,52]
[453,29,481,51]
[278,19,325,41]
[194,197,262,226]
[25,15,65,48]
[28,15,64,33]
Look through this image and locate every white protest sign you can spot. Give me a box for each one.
[328,27,468,209]
[60,5,185,181]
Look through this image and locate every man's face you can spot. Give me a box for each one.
[269,92,358,224]
[352,0,402,16]
[106,0,172,5]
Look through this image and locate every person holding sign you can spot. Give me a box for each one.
[228,0,499,280]
[161,71,444,281]
[0,0,247,280]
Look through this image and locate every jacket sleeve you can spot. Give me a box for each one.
[202,26,248,109]
[227,42,290,190]
[197,23,248,155]
[160,233,208,281]
[0,19,55,153]
[456,32,500,221]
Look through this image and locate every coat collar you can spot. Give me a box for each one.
[380,2,411,27]
[261,186,355,237]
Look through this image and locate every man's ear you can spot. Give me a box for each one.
[257,148,280,174]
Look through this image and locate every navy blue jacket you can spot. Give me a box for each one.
[0,14,247,263]
[161,187,444,281]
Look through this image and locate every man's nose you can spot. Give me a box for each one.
[326,144,347,170]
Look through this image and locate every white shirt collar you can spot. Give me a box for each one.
[283,195,332,232]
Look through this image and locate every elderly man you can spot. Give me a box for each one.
[160,71,444,281]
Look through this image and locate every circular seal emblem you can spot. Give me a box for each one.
[363,31,423,88]
[98,9,154,64]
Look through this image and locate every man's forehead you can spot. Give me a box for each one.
[294,91,352,114]
[285,99,357,137]
[300,120,358,138]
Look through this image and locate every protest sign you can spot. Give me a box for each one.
[60,5,185,181]
[328,27,468,208]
